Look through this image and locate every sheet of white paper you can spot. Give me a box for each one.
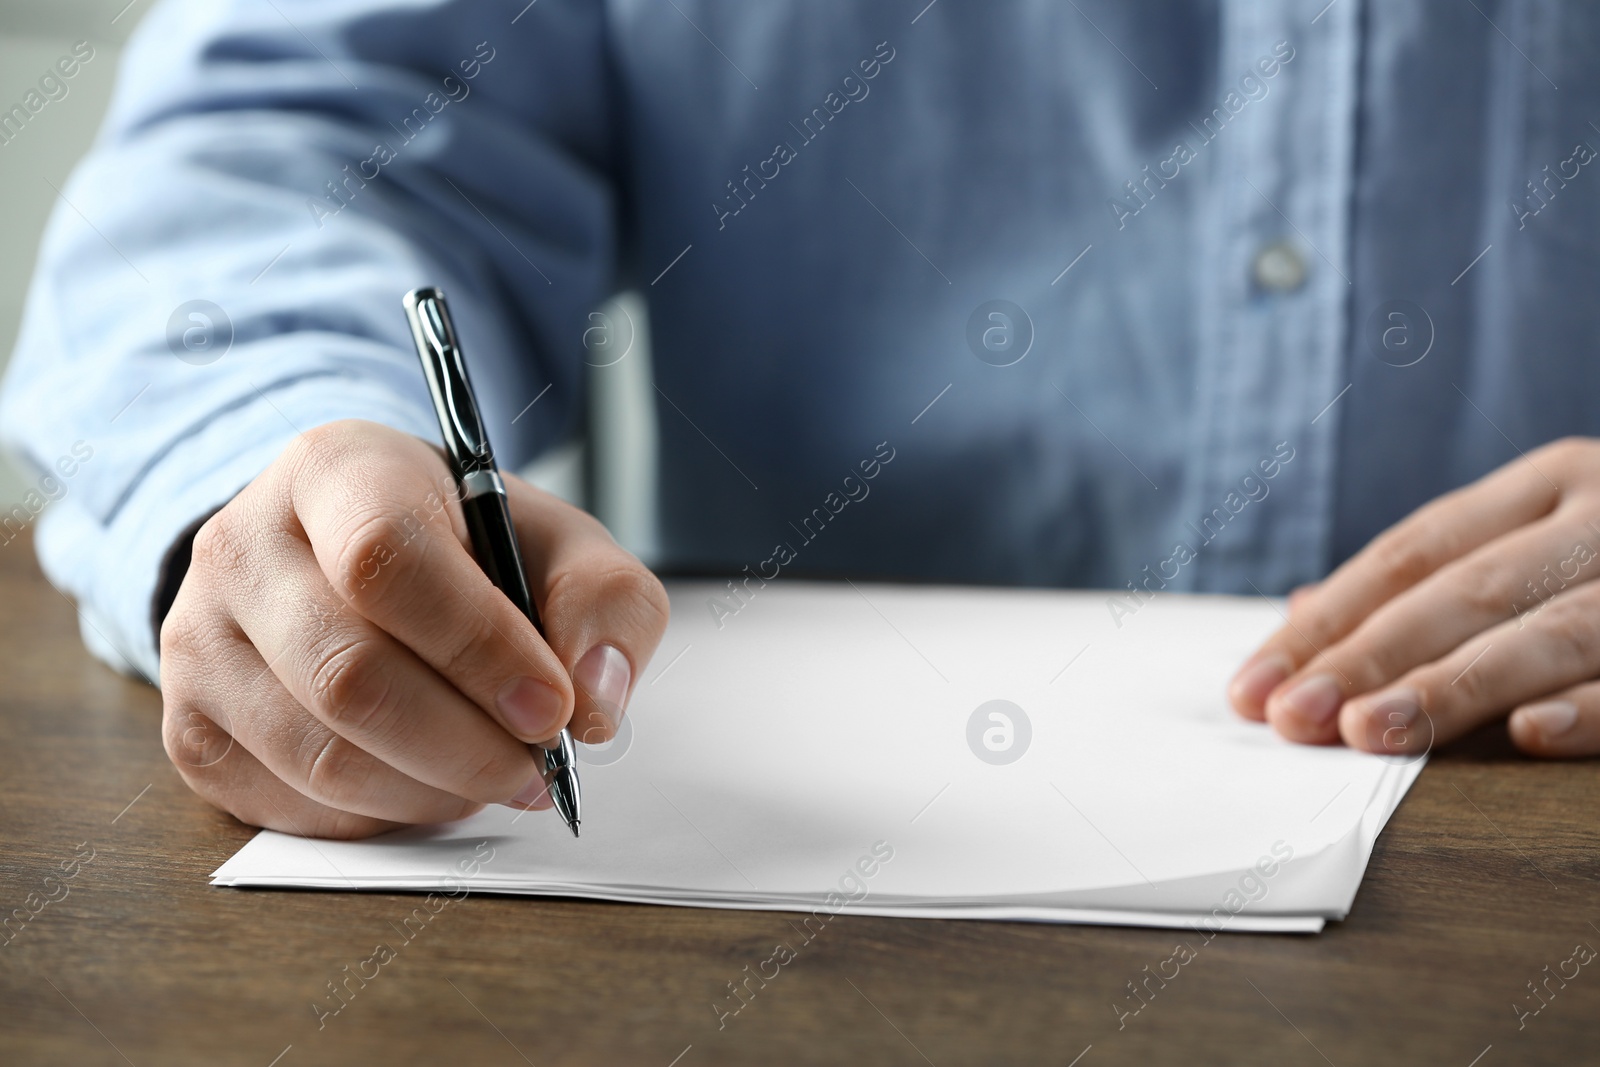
[214,582,1423,933]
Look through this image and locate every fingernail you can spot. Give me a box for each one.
[496,676,567,741]
[1229,653,1292,709]
[1349,687,1434,755]
[575,644,631,727]
[508,773,554,810]
[1275,674,1344,726]
[1374,694,1418,726]
[1521,700,1578,740]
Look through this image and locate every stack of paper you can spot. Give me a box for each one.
[213,582,1422,933]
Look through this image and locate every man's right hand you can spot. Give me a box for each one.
[159,419,670,838]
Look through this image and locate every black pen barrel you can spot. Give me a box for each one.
[460,488,541,630]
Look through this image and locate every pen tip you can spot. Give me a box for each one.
[570,820,580,838]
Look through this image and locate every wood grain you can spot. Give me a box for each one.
[1,530,1597,1066]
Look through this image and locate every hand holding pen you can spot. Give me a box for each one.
[154,294,668,839]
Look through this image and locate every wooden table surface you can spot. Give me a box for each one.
[2,531,1597,1067]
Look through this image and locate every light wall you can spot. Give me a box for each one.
[0,0,139,504]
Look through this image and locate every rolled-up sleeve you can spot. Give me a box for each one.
[0,0,617,681]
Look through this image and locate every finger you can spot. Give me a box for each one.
[164,700,401,839]
[1228,454,1561,718]
[1337,581,1600,753]
[1286,581,1320,614]
[206,630,491,824]
[162,555,393,837]
[506,472,670,746]
[1509,681,1600,758]
[190,500,544,807]
[283,428,577,744]
[1262,507,1598,742]
[163,587,489,823]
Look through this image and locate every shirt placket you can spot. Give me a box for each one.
[1183,0,1362,594]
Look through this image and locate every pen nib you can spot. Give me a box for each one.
[540,732,582,838]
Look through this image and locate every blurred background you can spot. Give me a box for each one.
[0,0,658,557]
[0,0,135,504]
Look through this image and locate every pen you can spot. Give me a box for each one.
[402,287,582,837]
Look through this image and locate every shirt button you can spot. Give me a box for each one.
[1252,240,1306,293]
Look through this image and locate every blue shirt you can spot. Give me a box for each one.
[4,0,1597,680]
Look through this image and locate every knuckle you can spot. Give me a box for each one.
[435,604,503,682]
[541,564,586,619]
[1284,590,1319,632]
[1446,653,1494,708]
[189,509,250,580]
[160,679,235,769]
[1541,594,1600,669]
[1368,531,1439,591]
[1282,599,1340,657]
[546,558,671,637]
[300,731,376,808]
[307,636,393,732]
[159,585,241,676]
[597,563,672,633]
[333,511,415,606]
[283,419,360,476]
[1532,435,1600,490]
[1537,435,1593,471]
[160,703,237,794]
[1330,636,1396,688]
[158,597,211,668]
[1446,558,1516,620]
[161,699,206,767]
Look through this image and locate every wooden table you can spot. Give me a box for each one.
[2,531,1596,1066]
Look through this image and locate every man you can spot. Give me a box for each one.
[4,0,1598,838]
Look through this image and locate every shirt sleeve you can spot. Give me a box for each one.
[0,0,617,681]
